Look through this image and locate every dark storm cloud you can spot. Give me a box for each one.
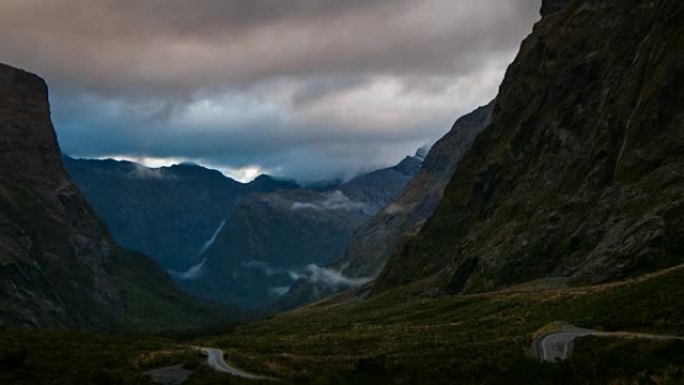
[1,0,541,181]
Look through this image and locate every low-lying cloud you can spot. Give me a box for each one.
[242,260,372,295]
[291,190,367,211]
[169,259,207,280]
[242,260,303,281]
[128,163,176,180]
[302,264,372,289]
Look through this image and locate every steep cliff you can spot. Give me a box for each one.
[337,102,494,279]
[376,0,684,294]
[0,63,235,328]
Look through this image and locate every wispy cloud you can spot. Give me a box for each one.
[169,259,207,280]
[241,259,372,293]
[128,163,176,180]
[291,190,366,211]
[269,286,291,297]
[302,264,372,288]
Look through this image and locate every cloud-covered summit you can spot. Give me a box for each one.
[1,0,540,181]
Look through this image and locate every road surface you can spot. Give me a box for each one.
[200,347,277,381]
[535,324,684,362]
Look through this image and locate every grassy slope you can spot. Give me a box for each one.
[197,265,684,384]
[0,265,682,383]
[109,247,256,333]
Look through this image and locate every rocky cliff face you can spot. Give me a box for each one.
[0,63,121,326]
[375,0,684,294]
[278,102,493,309]
[179,156,422,308]
[0,63,235,328]
[64,157,297,270]
[337,102,493,279]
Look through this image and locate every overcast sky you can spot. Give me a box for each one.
[1,0,540,182]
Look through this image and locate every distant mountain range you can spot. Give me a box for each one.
[64,157,298,271]
[65,147,422,307]
[180,155,422,307]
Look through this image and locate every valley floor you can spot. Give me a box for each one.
[2,265,684,384]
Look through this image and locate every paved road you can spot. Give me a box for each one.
[200,347,277,381]
[535,325,684,362]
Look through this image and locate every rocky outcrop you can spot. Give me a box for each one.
[278,102,493,309]
[540,0,569,16]
[375,0,684,294]
[0,63,235,328]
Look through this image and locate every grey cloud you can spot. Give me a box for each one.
[240,260,371,291]
[3,0,542,181]
[302,264,372,289]
[290,75,371,107]
[291,191,367,211]
[1,0,540,95]
[169,259,207,281]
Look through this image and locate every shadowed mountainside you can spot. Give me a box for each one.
[180,155,422,308]
[376,0,684,294]
[64,157,297,271]
[0,62,241,329]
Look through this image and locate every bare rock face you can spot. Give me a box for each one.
[376,0,684,294]
[0,64,64,185]
[540,0,569,16]
[0,64,121,326]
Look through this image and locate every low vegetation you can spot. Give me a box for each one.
[1,266,682,384]
[199,265,684,384]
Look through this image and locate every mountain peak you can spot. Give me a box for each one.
[540,0,569,16]
[249,174,299,191]
[393,155,423,176]
[0,63,65,185]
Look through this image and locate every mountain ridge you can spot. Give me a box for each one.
[181,154,422,307]
[63,156,298,270]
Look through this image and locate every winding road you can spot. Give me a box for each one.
[534,324,684,362]
[200,347,277,381]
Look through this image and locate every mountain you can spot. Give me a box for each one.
[64,157,297,270]
[337,155,423,213]
[179,155,422,307]
[0,62,237,329]
[375,0,684,294]
[279,101,493,309]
